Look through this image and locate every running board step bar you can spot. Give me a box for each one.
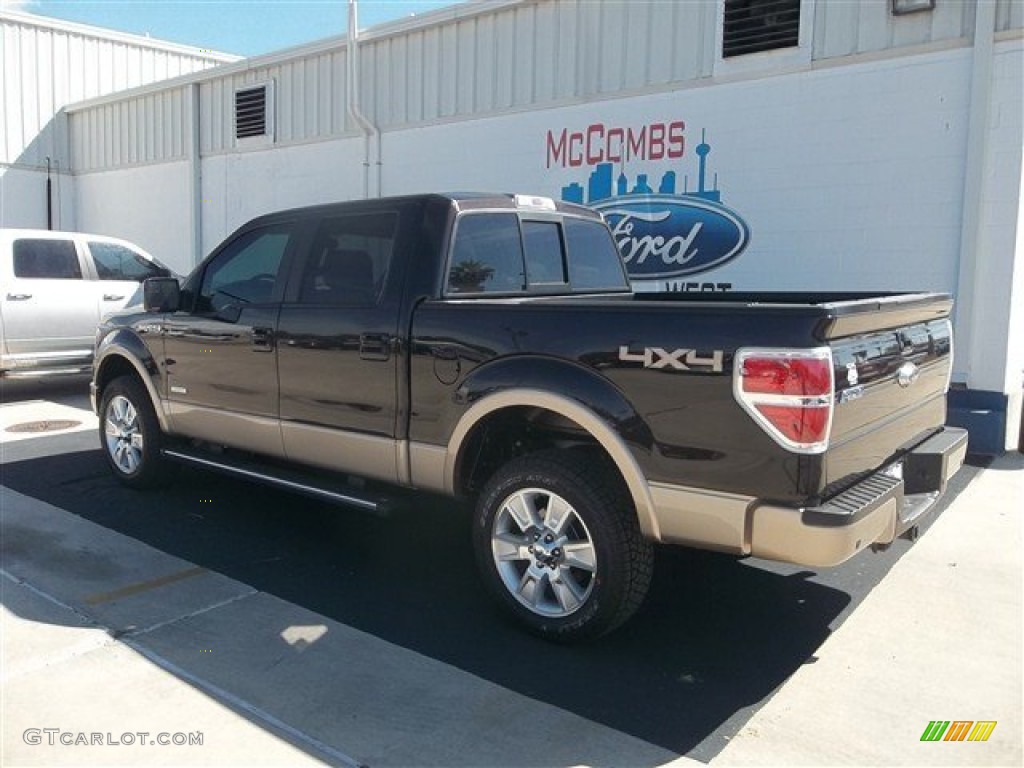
[162,448,394,515]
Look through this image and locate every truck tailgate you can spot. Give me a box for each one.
[819,294,954,495]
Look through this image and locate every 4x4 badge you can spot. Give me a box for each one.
[618,346,724,372]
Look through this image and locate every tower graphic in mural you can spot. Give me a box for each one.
[562,129,722,205]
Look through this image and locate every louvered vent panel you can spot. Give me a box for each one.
[723,0,801,58]
[235,86,267,139]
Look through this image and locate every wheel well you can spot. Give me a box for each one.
[95,355,142,401]
[455,406,624,499]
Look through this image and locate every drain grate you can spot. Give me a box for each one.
[5,419,82,433]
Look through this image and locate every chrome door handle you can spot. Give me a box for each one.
[6,293,31,301]
[252,326,274,351]
[359,333,393,361]
[103,294,125,301]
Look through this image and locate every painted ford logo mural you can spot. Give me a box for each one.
[595,196,749,279]
[549,123,751,282]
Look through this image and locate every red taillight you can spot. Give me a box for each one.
[753,404,831,445]
[740,357,832,396]
[734,348,834,454]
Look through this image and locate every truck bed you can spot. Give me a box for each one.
[412,291,954,504]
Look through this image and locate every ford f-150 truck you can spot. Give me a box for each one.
[91,193,968,641]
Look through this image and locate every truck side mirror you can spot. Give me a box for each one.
[144,277,180,312]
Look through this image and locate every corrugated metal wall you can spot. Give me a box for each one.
[997,0,1024,32]
[199,49,352,154]
[71,87,191,172]
[1,11,234,167]
[360,1,717,128]
[63,0,1024,174]
[812,0,976,59]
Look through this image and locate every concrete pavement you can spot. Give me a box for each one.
[1,487,682,767]
[0,389,1021,766]
[710,452,1022,767]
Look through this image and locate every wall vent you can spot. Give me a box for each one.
[235,85,268,140]
[722,0,801,58]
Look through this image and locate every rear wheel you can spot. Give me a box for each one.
[473,449,653,642]
[100,375,173,488]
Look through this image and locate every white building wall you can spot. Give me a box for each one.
[199,138,365,256]
[0,163,74,228]
[381,46,974,295]
[0,9,237,228]
[960,41,1024,421]
[74,161,192,273]
[75,37,1017,338]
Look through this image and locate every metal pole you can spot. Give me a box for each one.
[46,157,53,230]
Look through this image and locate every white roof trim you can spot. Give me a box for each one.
[0,9,241,62]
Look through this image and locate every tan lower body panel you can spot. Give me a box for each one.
[166,402,286,459]
[749,497,897,568]
[167,405,405,485]
[281,422,401,485]
[648,482,752,554]
[408,442,447,493]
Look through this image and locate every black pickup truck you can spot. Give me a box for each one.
[92,193,967,641]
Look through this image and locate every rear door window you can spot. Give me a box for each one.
[298,212,398,305]
[89,242,168,281]
[12,239,82,279]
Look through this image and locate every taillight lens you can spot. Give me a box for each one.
[739,357,832,396]
[734,348,834,454]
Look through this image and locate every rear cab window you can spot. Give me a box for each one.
[445,212,628,296]
[522,221,567,286]
[564,218,631,292]
[447,213,525,294]
[12,239,82,279]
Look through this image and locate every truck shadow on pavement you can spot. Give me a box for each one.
[3,447,864,760]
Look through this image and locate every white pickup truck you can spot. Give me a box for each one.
[1,229,173,377]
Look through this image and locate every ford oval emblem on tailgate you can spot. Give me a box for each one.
[595,195,750,280]
[897,362,921,388]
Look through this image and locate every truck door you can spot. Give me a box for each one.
[276,208,406,484]
[1,236,96,361]
[161,223,297,458]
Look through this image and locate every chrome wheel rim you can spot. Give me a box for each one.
[104,395,143,475]
[491,488,597,618]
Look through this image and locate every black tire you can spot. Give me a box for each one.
[473,449,653,642]
[99,375,174,489]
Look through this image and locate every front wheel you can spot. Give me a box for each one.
[99,375,173,488]
[473,450,653,642]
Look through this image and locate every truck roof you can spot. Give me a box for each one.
[243,193,602,229]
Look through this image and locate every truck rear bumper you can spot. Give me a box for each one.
[748,427,968,567]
